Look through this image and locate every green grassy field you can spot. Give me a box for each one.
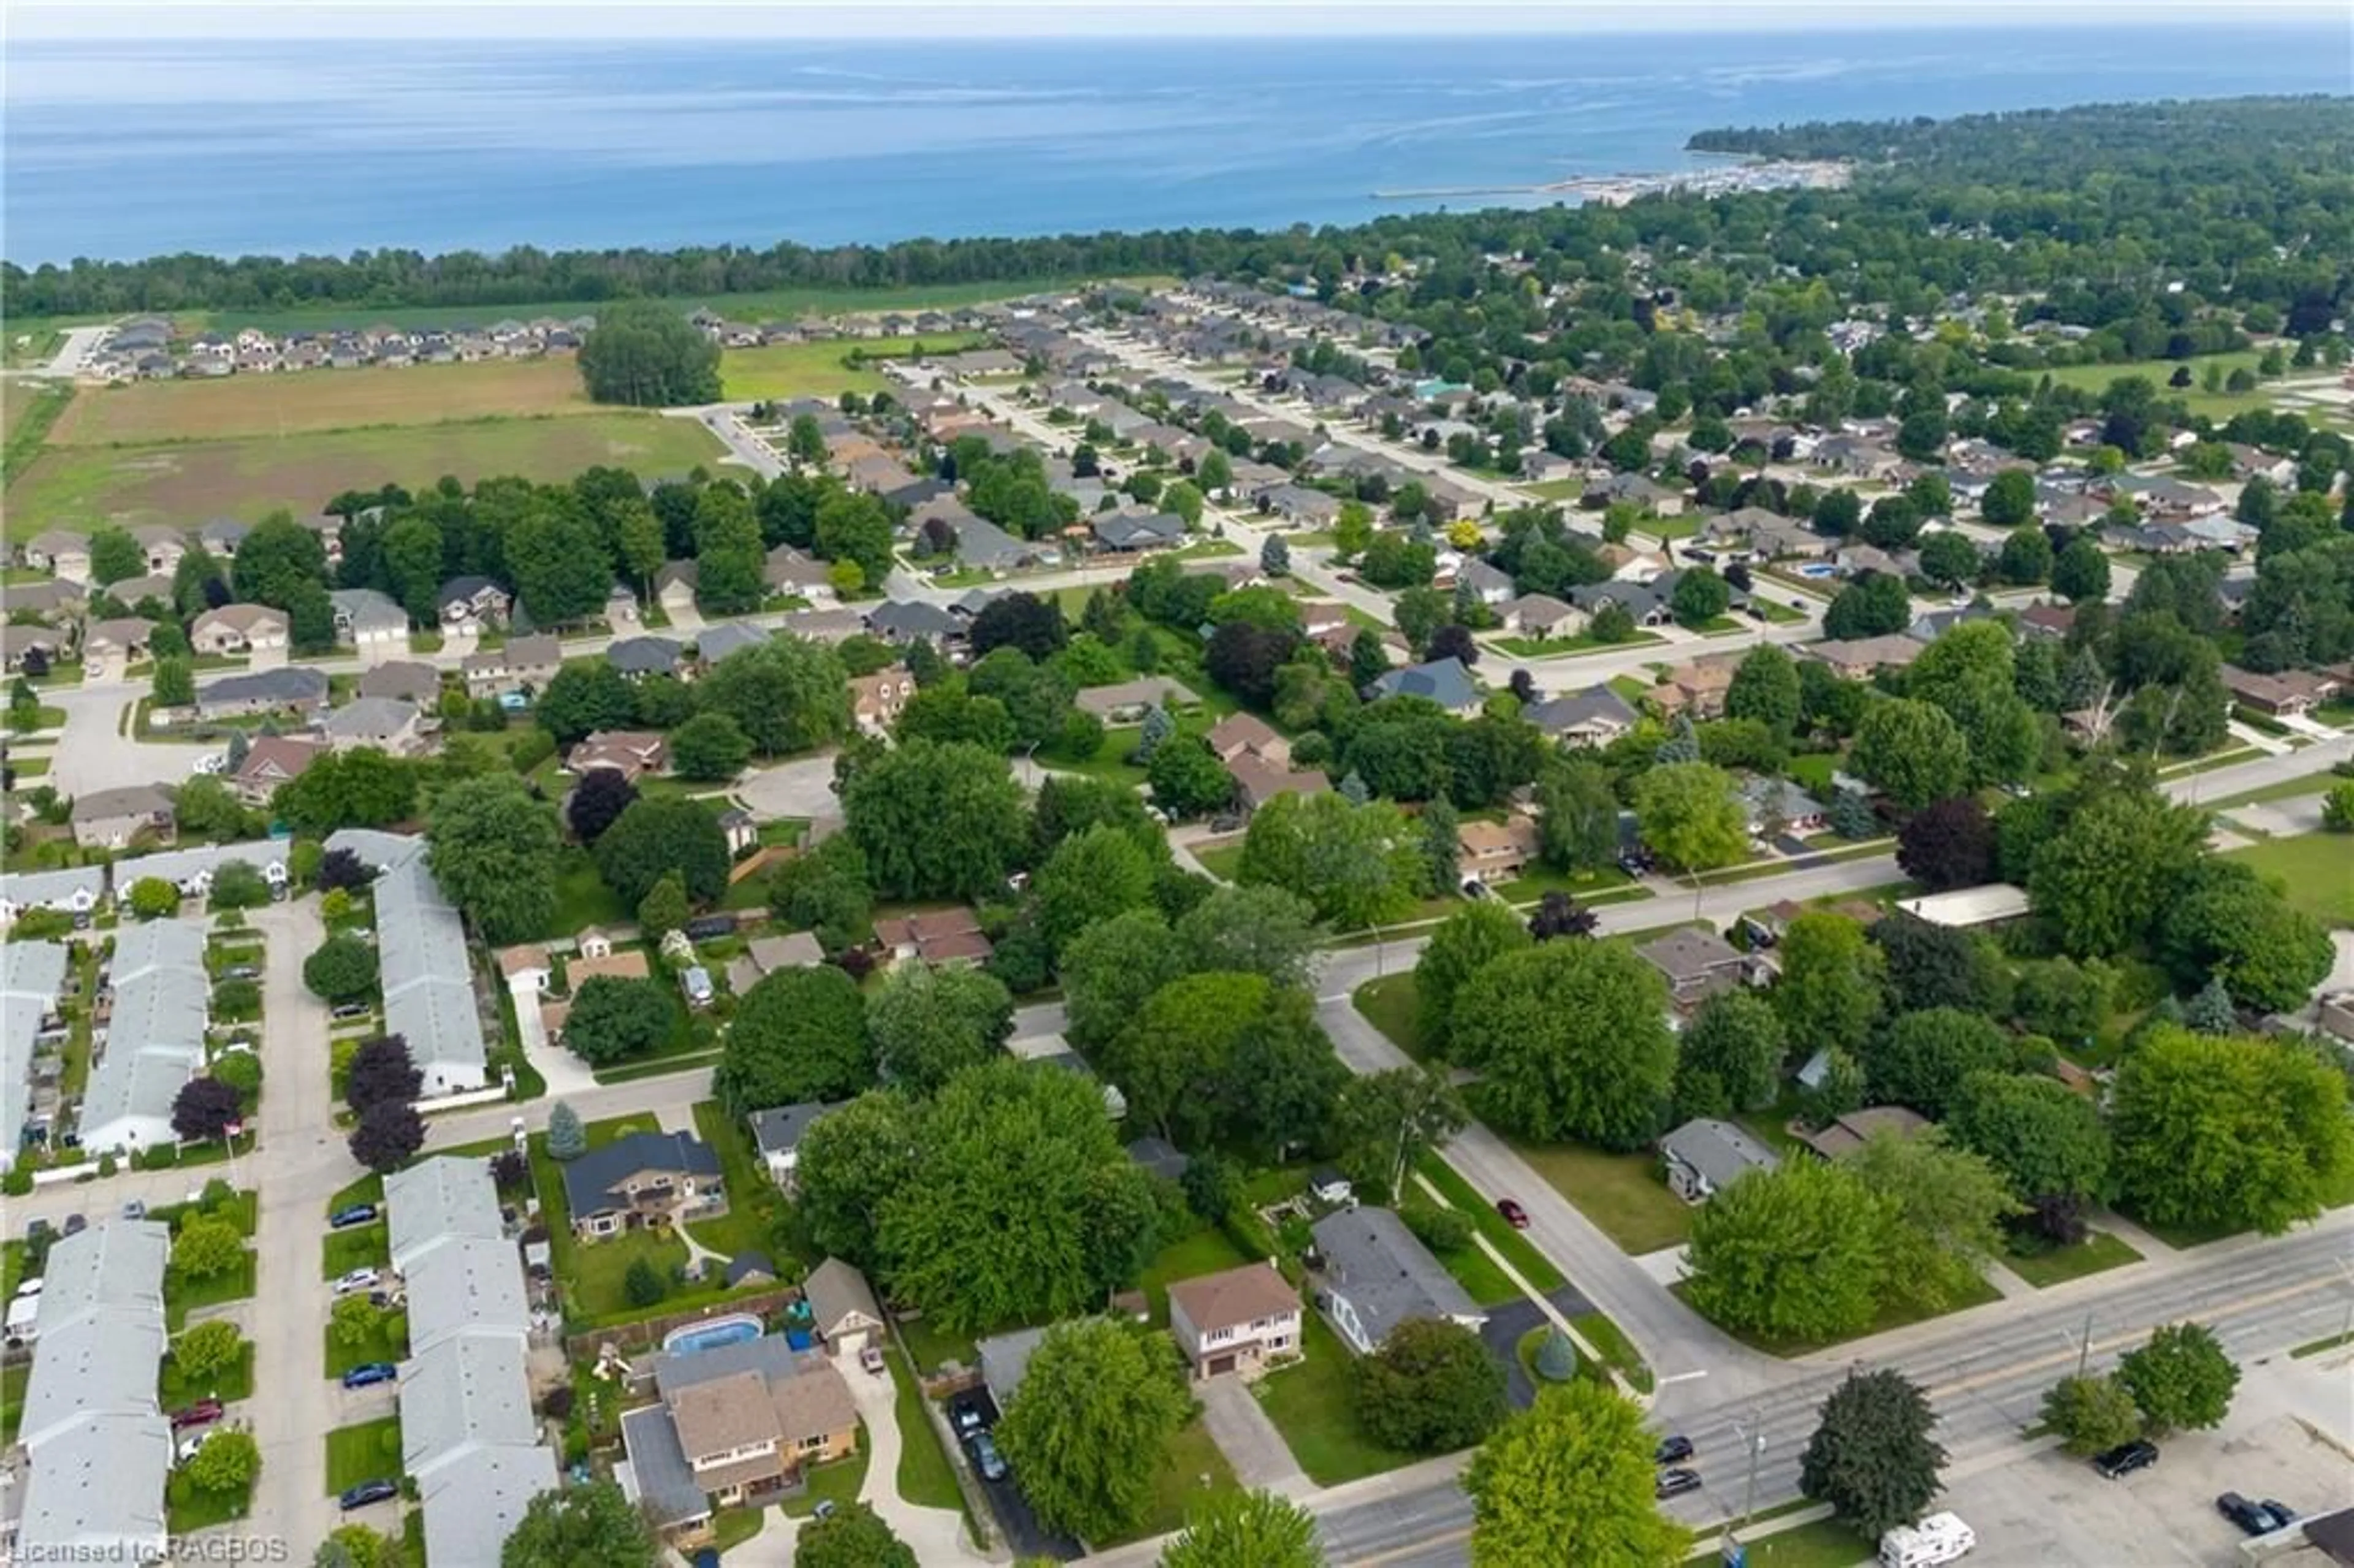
[1253,1312,1418,1486]
[1510,1136,1694,1255]
[323,1415,403,1495]
[2222,830,2354,925]
[13,413,726,531]
[2005,1229,2144,1288]
[2040,350,2293,419]
[720,332,989,401]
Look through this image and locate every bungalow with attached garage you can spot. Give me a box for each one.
[882,907,992,968]
[2220,664,2340,718]
[653,562,701,619]
[863,599,962,647]
[1,625,66,672]
[196,665,329,721]
[78,617,156,664]
[1227,753,1330,815]
[1365,657,1480,714]
[188,603,289,657]
[1740,776,1827,835]
[196,519,248,557]
[1495,592,1578,639]
[22,530,91,582]
[1255,483,1343,528]
[321,696,427,755]
[1308,1208,1485,1355]
[70,785,177,850]
[1799,1105,1933,1161]
[129,526,185,576]
[1168,1262,1301,1382]
[1806,635,1927,680]
[230,735,322,805]
[1092,511,1187,552]
[329,588,409,653]
[560,1131,726,1240]
[0,864,107,928]
[1636,926,1758,1012]
[1524,685,1639,747]
[763,545,834,601]
[1456,557,1514,606]
[356,660,441,707]
[607,636,686,680]
[568,729,669,782]
[436,576,511,628]
[1659,1117,1781,1203]
[691,622,769,667]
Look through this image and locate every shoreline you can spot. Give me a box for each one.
[1371,158,1849,205]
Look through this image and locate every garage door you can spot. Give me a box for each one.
[832,1327,869,1358]
[1206,1354,1235,1376]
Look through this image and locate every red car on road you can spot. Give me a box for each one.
[1495,1198,1531,1230]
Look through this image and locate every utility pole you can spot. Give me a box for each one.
[1724,1406,1765,1567]
[2076,1309,2095,1379]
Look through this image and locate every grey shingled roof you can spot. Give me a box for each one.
[2,941,70,1168]
[368,836,488,1094]
[560,1130,722,1218]
[385,1155,505,1274]
[745,1100,846,1159]
[977,1323,1053,1408]
[619,1403,711,1527]
[1309,1207,1480,1349]
[1367,657,1479,711]
[417,1441,559,1568]
[405,1235,530,1357]
[400,1332,540,1480]
[80,920,208,1150]
[1525,685,1638,736]
[1660,1117,1781,1193]
[196,664,329,714]
[12,1410,172,1561]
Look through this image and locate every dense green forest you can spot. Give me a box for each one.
[7,96,2349,338]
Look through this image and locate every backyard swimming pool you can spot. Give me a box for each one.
[1796,562,1838,579]
[663,1314,763,1355]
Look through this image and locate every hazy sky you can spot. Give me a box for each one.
[13,0,2346,39]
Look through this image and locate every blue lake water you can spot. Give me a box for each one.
[3,26,2344,264]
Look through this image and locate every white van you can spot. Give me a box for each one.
[1880,1513,1975,1568]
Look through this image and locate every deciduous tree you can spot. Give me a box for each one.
[795,1502,918,1568]
[1772,912,1884,1057]
[1160,1489,1324,1568]
[1850,699,1971,810]
[348,1098,425,1173]
[1415,902,1531,1056]
[1450,940,1676,1149]
[1947,1071,2111,1208]
[1171,884,1322,989]
[501,1479,660,1568]
[1895,796,1994,891]
[593,796,731,906]
[844,739,1029,902]
[1238,791,1425,931]
[171,1076,245,1144]
[994,1318,1190,1543]
[867,962,1014,1095]
[1799,1370,1947,1537]
[668,711,752,783]
[2109,1027,2354,1236]
[2116,1322,2239,1436]
[303,935,379,1003]
[577,300,722,406]
[1684,1159,1894,1341]
[1846,1128,2020,1308]
[427,774,561,943]
[699,637,853,756]
[1674,990,1786,1118]
[172,1319,246,1382]
[1354,1317,1509,1453]
[170,1214,246,1279]
[2041,1374,2143,1456]
[1331,1066,1468,1203]
[1862,1007,2014,1120]
[561,976,674,1066]
[715,965,874,1111]
[1464,1381,1689,1568]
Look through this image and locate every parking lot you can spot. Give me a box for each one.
[1937,1357,2353,1566]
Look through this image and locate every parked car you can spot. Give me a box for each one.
[329,1204,379,1230]
[812,1501,837,1522]
[341,1361,398,1390]
[1494,1197,1530,1230]
[223,965,259,981]
[1654,1434,1694,1466]
[968,1431,1009,1482]
[2261,1501,2299,1531]
[169,1399,224,1431]
[333,1268,382,1296]
[859,1345,886,1376]
[61,1214,86,1236]
[339,1479,399,1512]
[176,1426,217,1464]
[1655,1467,1702,1501]
[2218,1493,2272,1536]
[2093,1439,2158,1479]
[24,1217,49,1242]
[330,1003,370,1021]
[950,1398,986,1437]
[121,1199,147,1221]
[12,1278,40,1301]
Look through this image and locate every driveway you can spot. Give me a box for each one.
[960,1388,1081,1561]
[1194,1376,1308,1495]
[736,754,844,826]
[1477,1285,1595,1410]
[503,973,599,1097]
[838,1352,988,1562]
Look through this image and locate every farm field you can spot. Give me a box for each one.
[12,414,728,531]
[46,358,599,445]
[718,332,990,402]
[19,276,1171,340]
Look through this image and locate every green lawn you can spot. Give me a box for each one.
[1688,1516,1875,1567]
[1103,1417,1240,1547]
[1192,842,1246,883]
[721,333,989,402]
[1508,1138,1693,1255]
[779,1440,872,1517]
[0,1360,28,1445]
[897,1312,981,1377]
[1352,973,1429,1062]
[322,1224,391,1281]
[885,1349,966,1510]
[2040,350,2284,418]
[324,1310,409,1380]
[167,1470,256,1534]
[1488,631,1665,659]
[543,846,629,938]
[1426,1230,1521,1308]
[2222,831,2354,924]
[324,1415,403,1495]
[162,1342,254,1407]
[710,1507,766,1553]
[165,1252,257,1331]
[1254,1313,1419,1486]
[2005,1230,2144,1289]
[1488,862,1636,905]
[324,1172,386,1216]
[686,1100,789,1260]
[1414,1152,1568,1293]
[1519,478,1585,501]
[1135,1225,1252,1326]
[1673,1273,2004,1357]
[1571,1309,1655,1394]
[2208,774,2334,811]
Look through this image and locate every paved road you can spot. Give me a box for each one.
[2,322,112,380]
[243,899,344,1551]
[1294,1212,2354,1567]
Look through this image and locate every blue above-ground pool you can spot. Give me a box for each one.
[664,1314,763,1355]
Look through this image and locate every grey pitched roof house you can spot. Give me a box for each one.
[1308,1207,1484,1354]
[1659,1117,1781,1202]
[327,831,487,1095]
[1365,657,1480,713]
